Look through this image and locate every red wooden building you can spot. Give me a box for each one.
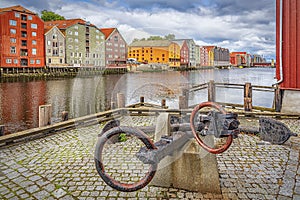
[0,5,45,69]
[276,0,300,113]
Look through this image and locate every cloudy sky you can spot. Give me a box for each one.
[0,0,276,61]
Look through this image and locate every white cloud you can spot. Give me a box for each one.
[0,0,276,59]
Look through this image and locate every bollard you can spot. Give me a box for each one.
[117,93,125,108]
[274,85,282,112]
[244,82,253,112]
[61,111,69,121]
[0,125,4,136]
[110,101,116,110]
[208,80,216,102]
[39,104,52,127]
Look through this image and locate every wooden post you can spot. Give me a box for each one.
[0,125,4,136]
[244,83,253,112]
[61,111,69,121]
[179,96,188,109]
[208,80,216,102]
[161,99,166,108]
[117,93,125,108]
[111,101,116,110]
[39,104,52,127]
[274,85,282,112]
[140,96,145,105]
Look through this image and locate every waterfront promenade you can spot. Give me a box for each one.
[0,115,299,200]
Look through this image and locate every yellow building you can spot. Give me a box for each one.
[128,40,180,67]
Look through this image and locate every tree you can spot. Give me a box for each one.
[164,34,176,40]
[41,10,65,21]
[148,35,163,40]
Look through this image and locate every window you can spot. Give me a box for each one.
[9,20,17,26]
[75,31,78,36]
[15,12,20,18]
[74,39,78,43]
[28,16,32,20]
[10,38,16,43]
[96,35,99,39]
[47,41,51,46]
[60,59,63,63]
[53,49,58,56]
[31,23,37,29]
[32,48,37,55]
[52,34,57,39]
[36,59,40,64]
[6,59,12,64]
[68,30,73,35]
[48,49,51,53]
[14,59,18,64]
[32,32,37,36]
[52,42,58,47]
[48,58,51,63]
[10,29,16,34]
[32,40,37,45]
[30,59,35,64]
[10,47,16,54]
[74,26,78,29]
[70,52,73,57]
[114,36,118,41]
[68,45,73,49]
[68,38,73,42]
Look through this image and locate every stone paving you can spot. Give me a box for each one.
[0,116,299,199]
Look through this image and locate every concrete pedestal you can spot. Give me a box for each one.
[150,113,221,193]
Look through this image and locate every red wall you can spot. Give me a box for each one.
[276,0,300,90]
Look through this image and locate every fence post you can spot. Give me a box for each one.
[117,93,125,108]
[140,96,145,105]
[0,125,4,136]
[39,104,52,127]
[161,99,166,108]
[179,96,188,109]
[244,83,253,112]
[274,85,282,112]
[61,111,69,121]
[208,80,216,102]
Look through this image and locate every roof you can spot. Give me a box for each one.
[44,25,65,37]
[172,40,185,48]
[202,46,216,51]
[0,5,36,15]
[100,28,116,39]
[44,19,95,29]
[130,40,172,47]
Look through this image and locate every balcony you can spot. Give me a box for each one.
[21,15,27,21]
[21,40,27,47]
[20,50,28,56]
[21,31,27,37]
[21,23,27,29]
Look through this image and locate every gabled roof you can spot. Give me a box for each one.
[202,46,216,51]
[130,40,173,47]
[44,25,65,37]
[100,28,116,39]
[44,18,95,29]
[0,5,36,15]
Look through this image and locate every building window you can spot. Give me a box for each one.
[53,42,58,47]
[10,29,16,34]
[15,12,20,18]
[32,48,37,55]
[30,59,35,64]
[68,38,73,42]
[60,59,63,63]
[70,52,73,57]
[10,38,16,43]
[68,30,73,35]
[53,49,58,56]
[74,26,78,29]
[6,59,12,64]
[32,32,37,36]
[31,23,37,29]
[48,49,51,53]
[36,59,40,64]
[9,20,17,26]
[75,31,78,36]
[52,34,57,39]
[48,58,51,63]
[10,46,16,54]
[14,59,18,64]
[32,40,37,45]
[28,16,32,20]
[74,39,78,43]
[68,45,73,49]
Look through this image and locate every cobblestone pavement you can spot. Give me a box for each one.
[0,116,299,199]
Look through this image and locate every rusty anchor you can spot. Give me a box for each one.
[94,102,240,192]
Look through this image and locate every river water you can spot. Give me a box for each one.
[0,68,276,134]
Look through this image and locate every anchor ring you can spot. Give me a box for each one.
[190,101,233,154]
[94,126,157,192]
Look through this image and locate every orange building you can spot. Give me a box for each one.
[128,40,180,67]
[0,5,45,69]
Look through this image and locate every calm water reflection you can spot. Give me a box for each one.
[0,68,276,134]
